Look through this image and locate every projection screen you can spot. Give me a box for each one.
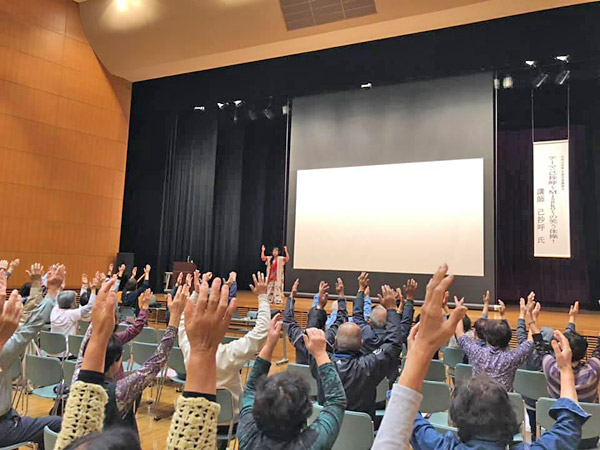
[286,72,495,301]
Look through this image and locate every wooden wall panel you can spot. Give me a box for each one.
[0,0,132,287]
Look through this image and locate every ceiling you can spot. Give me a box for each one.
[78,0,595,82]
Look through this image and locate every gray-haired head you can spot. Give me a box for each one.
[57,290,77,309]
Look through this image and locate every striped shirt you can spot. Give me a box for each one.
[535,334,600,403]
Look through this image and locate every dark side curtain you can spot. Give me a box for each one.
[156,109,288,290]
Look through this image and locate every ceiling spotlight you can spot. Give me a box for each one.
[193,106,205,111]
[555,55,570,63]
[233,100,243,107]
[502,75,513,89]
[555,69,570,85]
[525,60,537,67]
[217,102,226,110]
[361,82,373,90]
[533,72,549,88]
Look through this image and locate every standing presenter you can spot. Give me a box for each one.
[260,245,290,305]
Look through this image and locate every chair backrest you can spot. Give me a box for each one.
[537,397,600,440]
[132,342,158,365]
[44,425,59,450]
[122,342,131,362]
[135,327,158,344]
[309,404,374,450]
[40,331,67,355]
[246,311,258,320]
[216,389,234,425]
[116,324,129,334]
[168,347,187,377]
[425,360,447,382]
[507,391,525,425]
[222,336,238,345]
[68,334,84,357]
[376,378,388,403]
[420,380,451,413]
[454,363,473,385]
[442,346,466,369]
[26,355,63,387]
[514,369,548,401]
[78,320,90,335]
[287,363,318,398]
[62,361,76,388]
[119,307,135,321]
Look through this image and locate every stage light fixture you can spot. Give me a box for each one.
[533,72,549,88]
[282,105,289,115]
[525,60,537,67]
[493,78,500,90]
[234,100,243,107]
[502,75,513,89]
[555,69,570,85]
[555,55,570,63]
[217,102,226,110]
[193,106,205,111]
[361,82,373,90]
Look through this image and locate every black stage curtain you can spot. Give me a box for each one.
[122,107,288,292]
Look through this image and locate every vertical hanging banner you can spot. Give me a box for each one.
[533,140,571,258]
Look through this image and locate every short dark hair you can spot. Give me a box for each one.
[104,335,123,373]
[79,291,90,307]
[19,282,31,298]
[565,332,588,362]
[64,426,141,450]
[473,318,487,340]
[253,371,312,440]
[462,315,472,333]
[124,279,137,292]
[485,320,511,348]
[450,375,519,445]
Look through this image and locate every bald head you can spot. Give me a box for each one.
[369,305,387,330]
[335,322,362,352]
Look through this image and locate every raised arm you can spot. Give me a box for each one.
[516,297,528,345]
[482,290,490,318]
[353,272,369,328]
[116,286,186,414]
[19,263,45,326]
[566,301,579,334]
[375,264,467,450]
[400,279,418,343]
[55,278,117,450]
[283,245,290,264]
[283,279,306,350]
[166,278,235,450]
[0,290,23,356]
[304,328,347,449]
[219,272,269,368]
[260,244,267,262]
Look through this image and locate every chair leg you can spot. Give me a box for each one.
[153,376,167,420]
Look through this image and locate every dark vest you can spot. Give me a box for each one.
[103,381,139,437]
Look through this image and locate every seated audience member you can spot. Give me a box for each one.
[237,319,346,449]
[122,264,150,315]
[178,271,269,430]
[353,273,415,354]
[0,264,63,449]
[288,279,403,424]
[456,299,534,391]
[74,278,182,437]
[447,290,489,349]
[55,276,235,450]
[72,288,151,382]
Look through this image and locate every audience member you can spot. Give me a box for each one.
[122,264,150,315]
[456,297,534,391]
[0,264,63,449]
[237,319,346,449]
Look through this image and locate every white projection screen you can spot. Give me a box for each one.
[293,159,484,276]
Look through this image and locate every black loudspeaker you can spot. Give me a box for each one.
[115,252,134,271]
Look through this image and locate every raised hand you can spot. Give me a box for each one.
[364,286,370,298]
[140,289,152,310]
[498,299,506,318]
[91,278,118,342]
[0,269,6,301]
[193,270,201,293]
[167,285,189,327]
[526,291,535,308]
[318,281,329,309]
[403,279,418,300]
[176,272,184,285]
[291,278,300,298]
[358,272,369,292]
[0,261,7,271]
[395,287,405,311]
[532,301,541,322]
[144,264,151,273]
[302,327,329,363]
[335,278,345,298]
[201,272,213,283]
[185,273,193,287]
[184,278,237,353]
[226,271,237,286]
[569,301,579,318]
[0,290,23,349]
[483,290,490,306]
[260,313,283,358]
[82,273,89,286]
[249,272,267,296]
[47,265,66,293]
[8,259,19,273]
[519,297,526,319]
[378,285,397,310]
[261,245,265,252]
[552,330,573,370]
[91,271,101,290]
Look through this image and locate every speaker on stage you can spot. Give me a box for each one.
[115,252,134,270]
